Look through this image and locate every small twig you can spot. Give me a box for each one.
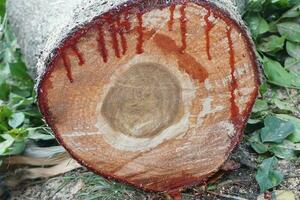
[217,179,251,188]
[207,191,248,200]
[285,175,300,179]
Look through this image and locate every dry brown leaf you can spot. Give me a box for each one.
[23,158,82,179]
[4,152,70,167]
[4,158,82,188]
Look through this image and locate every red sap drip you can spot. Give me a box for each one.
[204,8,213,60]
[179,4,187,52]
[123,11,131,31]
[71,45,84,65]
[109,23,120,58]
[168,5,176,31]
[136,12,144,54]
[117,17,128,55]
[62,53,73,83]
[227,27,239,124]
[153,33,208,83]
[97,26,108,63]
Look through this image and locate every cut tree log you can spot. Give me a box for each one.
[7,0,260,197]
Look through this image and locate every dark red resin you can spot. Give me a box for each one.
[71,45,85,66]
[179,4,187,52]
[97,25,108,63]
[108,22,121,58]
[61,52,73,83]
[226,27,240,128]
[123,11,131,31]
[153,33,208,83]
[168,5,176,31]
[117,17,128,55]
[204,8,213,60]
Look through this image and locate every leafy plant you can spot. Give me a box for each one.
[0,16,53,159]
[244,0,300,89]
[260,116,294,143]
[244,0,300,194]
[256,157,284,193]
[248,116,299,160]
[277,114,300,143]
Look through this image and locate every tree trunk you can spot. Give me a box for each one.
[7,0,260,196]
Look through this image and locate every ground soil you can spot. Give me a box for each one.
[3,142,300,200]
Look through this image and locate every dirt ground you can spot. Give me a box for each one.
[2,143,299,200]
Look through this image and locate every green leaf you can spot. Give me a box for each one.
[279,140,300,151]
[260,116,295,143]
[289,0,300,7]
[9,60,32,81]
[8,94,35,109]
[0,0,5,18]
[2,140,26,156]
[253,99,269,113]
[8,128,28,140]
[252,142,269,154]
[246,0,267,12]
[259,82,268,95]
[207,184,217,191]
[277,114,300,143]
[290,72,300,88]
[268,21,279,33]
[285,58,300,89]
[256,157,283,193]
[277,22,300,42]
[249,132,269,154]
[8,59,34,97]
[281,4,300,18]
[258,35,285,53]
[263,57,293,87]
[0,134,14,155]
[271,0,289,7]
[268,140,300,159]
[269,144,297,159]
[28,129,54,140]
[8,112,25,128]
[273,98,294,112]
[0,106,13,123]
[285,57,300,74]
[0,81,9,101]
[0,123,8,132]
[245,14,269,39]
[286,41,300,59]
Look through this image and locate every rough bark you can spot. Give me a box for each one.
[7,0,260,197]
[7,0,248,79]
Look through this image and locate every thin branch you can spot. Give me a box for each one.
[207,191,248,200]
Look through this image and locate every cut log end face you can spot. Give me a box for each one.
[101,62,182,139]
[38,2,259,193]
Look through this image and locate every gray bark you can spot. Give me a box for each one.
[6,0,82,74]
[6,0,250,85]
